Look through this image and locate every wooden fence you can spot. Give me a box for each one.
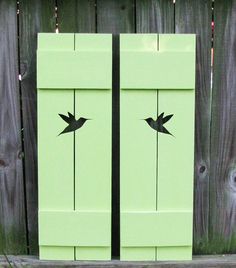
[0,0,236,257]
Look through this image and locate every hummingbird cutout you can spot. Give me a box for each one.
[58,112,90,135]
[144,112,174,136]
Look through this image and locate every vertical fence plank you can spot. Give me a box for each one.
[19,0,56,254]
[209,0,236,253]
[96,0,135,257]
[97,0,135,33]
[57,0,96,33]
[175,0,212,254]
[0,0,26,254]
[136,0,174,33]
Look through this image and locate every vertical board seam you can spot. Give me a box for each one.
[17,0,29,254]
[73,32,76,260]
[174,0,176,33]
[134,0,137,33]
[73,33,76,212]
[155,33,160,261]
[95,0,98,33]
[208,0,214,244]
[156,34,159,212]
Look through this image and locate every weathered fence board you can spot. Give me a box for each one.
[2,254,236,267]
[175,0,212,254]
[0,0,26,254]
[19,0,56,254]
[209,0,236,253]
[57,0,96,33]
[136,0,174,33]
[97,0,135,34]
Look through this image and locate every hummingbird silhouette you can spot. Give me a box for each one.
[144,112,174,136]
[58,112,90,135]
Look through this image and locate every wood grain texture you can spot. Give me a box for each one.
[97,0,135,33]
[209,0,236,253]
[175,0,212,254]
[19,0,56,254]
[2,254,236,268]
[0,0,26,254]
[57,0,96,33]
[136,0,174,33]
[96,0,135,257]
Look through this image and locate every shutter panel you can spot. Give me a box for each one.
[120,34,195,261]
[37,33,112,260]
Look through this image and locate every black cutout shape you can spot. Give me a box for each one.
[58,112,90,135]
[144,112,174,136]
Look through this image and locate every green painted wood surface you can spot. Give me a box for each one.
[37,33,112,260]
[121,212,192,246]
[157,34,195,260]
[56,5,108,260]
[37,34,112,89]
[39,211,110,246]
[157,34,195,212]
[120,34,195,261]
[74,34,112,260]
[38,86,74,260]
[120,34,157,260]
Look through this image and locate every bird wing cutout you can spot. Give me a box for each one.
[58,113,75,124]
[162,114,173,124]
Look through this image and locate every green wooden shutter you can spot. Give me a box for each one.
[37,33,112,260]
[120,34,195,261]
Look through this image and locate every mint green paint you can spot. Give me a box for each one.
[120,34,195,261]
[120,51,195,89]
[74,90,112,260]
[38,89,74,211]
[37,33,74,50]
[120,34,158,260]
[37,33,112,89]
[75,33,112,51]
[159,34,196,51]
[39,211,110,246]
[37,51,112,89]
[37,33,112,260]
[120,33,158,51]
[121,211,192,246]
[120,89,157,260]
[39,246,74,261]
[76,247,111,261]
[38,89,74,259]
[74,35,112,260]
[75,91,111,210]
[157,90,195,211]
[157,247,192,261]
